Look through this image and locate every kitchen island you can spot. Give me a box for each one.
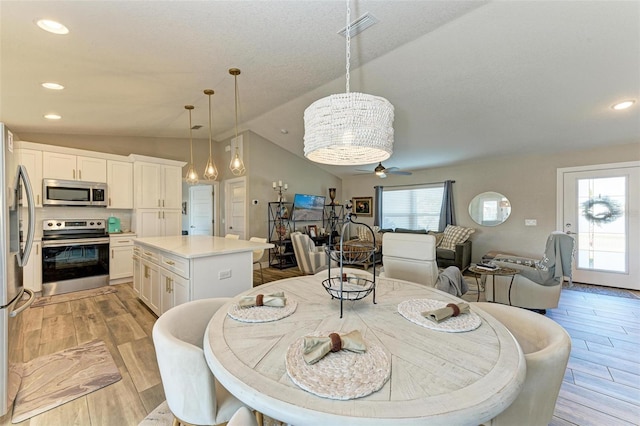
[133,235,273,316]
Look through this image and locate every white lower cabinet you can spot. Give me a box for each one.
[109,234,136,283]
[141,258,161,315]
[159,267,189,315]
[132,248,141,296]
[137,245,190,316]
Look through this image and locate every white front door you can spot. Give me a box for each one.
[189,185,213,235]
[224,177,246,240]
[558,162,639,289]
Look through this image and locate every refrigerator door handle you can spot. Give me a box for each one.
[9,289,35,317]
[16,165,35,267]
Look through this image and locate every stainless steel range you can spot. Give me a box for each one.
[41,219,110,296]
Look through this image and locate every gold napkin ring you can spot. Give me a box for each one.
[446,303,461,317]
[329,333,342,352]
[256,294,264,306]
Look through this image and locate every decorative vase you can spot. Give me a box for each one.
[329,188,336,205]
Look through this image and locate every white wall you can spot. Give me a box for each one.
[343,142,640,262]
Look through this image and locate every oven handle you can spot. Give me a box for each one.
[42,237,111,248]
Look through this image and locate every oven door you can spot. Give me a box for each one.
[42,238,110,284]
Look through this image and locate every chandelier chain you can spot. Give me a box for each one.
[345,0,351,94]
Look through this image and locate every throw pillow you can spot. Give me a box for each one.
[439,225,474,251]
[426,231,444,247]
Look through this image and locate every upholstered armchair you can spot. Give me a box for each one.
[381,232,439,286]
[486,232,575,310]
[291,231,331,275]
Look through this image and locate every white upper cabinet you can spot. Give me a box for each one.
[18,148,43,207]
[134,162,181,209]
[43,152,107,182]
[107,160,133,209]
[162,165,182,209]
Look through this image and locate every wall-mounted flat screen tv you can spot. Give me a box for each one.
[292,194,326,221]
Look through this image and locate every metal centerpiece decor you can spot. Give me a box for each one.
[322,204,378,318]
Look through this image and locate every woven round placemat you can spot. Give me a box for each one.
[398,299,482,332]
[227,301,297,323]
[285,332,390,400]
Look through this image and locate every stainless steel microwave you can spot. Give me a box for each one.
[42,179,108,207]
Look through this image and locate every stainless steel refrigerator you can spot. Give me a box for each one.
[0,123,35,417]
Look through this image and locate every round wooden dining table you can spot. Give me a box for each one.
[203,275,525,426]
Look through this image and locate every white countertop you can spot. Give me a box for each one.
[133,235,273,259]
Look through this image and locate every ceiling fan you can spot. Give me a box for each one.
[357,162,412,178]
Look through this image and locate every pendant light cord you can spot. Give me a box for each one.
[208,94,213,157]
[189,109,194,164]
[345,0,351,94]
[234,74,239,143]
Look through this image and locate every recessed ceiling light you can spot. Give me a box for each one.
[42,82,64,90]
[611,100,636,110]
[36,19,69,35]
[44,114,62,120]
[280,129,289,134]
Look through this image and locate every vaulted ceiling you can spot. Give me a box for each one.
[2,1,638,178]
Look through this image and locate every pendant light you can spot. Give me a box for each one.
[203,89,219,180]
[303,0,394,165]
[184,105,199,185]
[229,68,246,176]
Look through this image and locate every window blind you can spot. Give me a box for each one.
[381,183,445,230]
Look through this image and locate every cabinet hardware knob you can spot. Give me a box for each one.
[165,260,175,265]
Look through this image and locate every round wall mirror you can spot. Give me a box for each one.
[469,192,511,226]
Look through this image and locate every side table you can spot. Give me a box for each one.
[468,265,520,304]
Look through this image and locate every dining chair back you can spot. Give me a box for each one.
[227,406,259,426]
[152,298,249,425]
[225,233,240,239]
[473,302,571,426]
[249,237,268,284]
[381,232,438,286]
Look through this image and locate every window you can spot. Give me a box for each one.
[381,184,445,230]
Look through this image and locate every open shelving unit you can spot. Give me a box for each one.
[267,202,347,269]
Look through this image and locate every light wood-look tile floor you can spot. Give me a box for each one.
[0,283,164,426]
[1,269,638,425]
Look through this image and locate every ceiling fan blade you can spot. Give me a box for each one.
[355,169,372,172]
[384,167,399,172]
[388,170,412,176]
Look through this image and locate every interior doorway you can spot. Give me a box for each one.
[182,181,219,236]
[224,177,247,239]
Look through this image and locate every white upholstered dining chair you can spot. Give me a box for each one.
[381,232,438,286]
[227,406,259,426]
[152,298,251,426]
[225,233,240,240]
[473,302,571,426]
[249,237,267,285]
